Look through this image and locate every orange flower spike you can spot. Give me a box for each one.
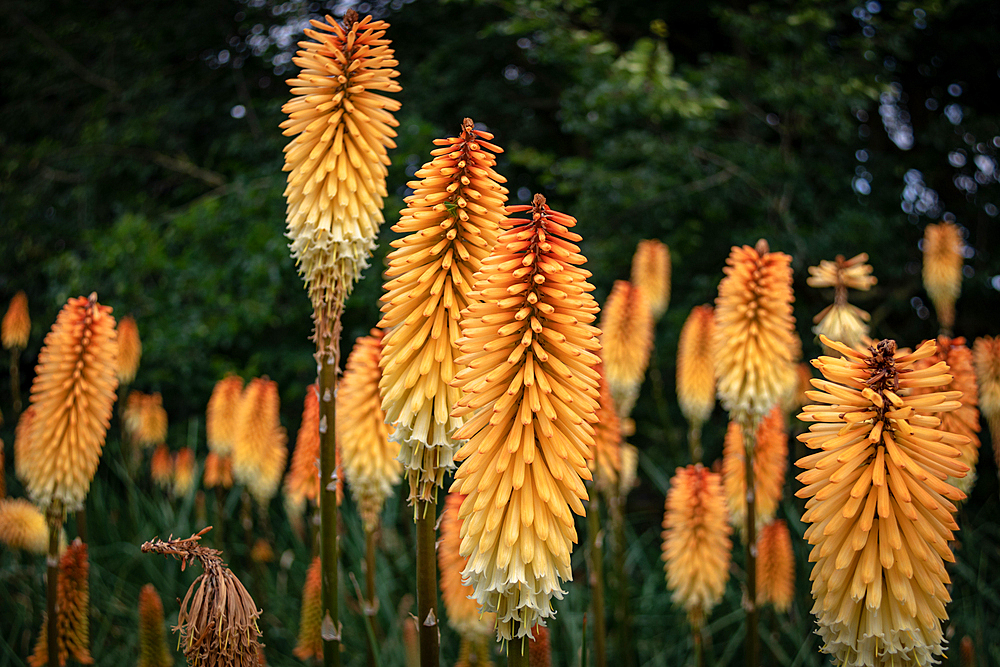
[922,221,965,333]
[206,375,244,457]
[281,11,402,343]
[0,497,48,554]
[232,378,288,506]
[293,556,323,661]
[661,464,732,619]
[125,392,167,448]
[450,194,602,640]
[284,385,322,519]
[22,294,118,512]
[173,448,197,498]
[589,367,622,495]
[150,445,173,490]
[202,452,233,490]
[722,407,788,540]
[116,315,142,385]
[339,330,400,531]
[714,240,796,421]
[600,280,654,420]
[797,336,969,666]
[379,118,507,503]
[528,625,551,667]
[14,406,36,482]
[676,305,717,429]
[630,239,671,320]
[138,584,172,667]
[913,336,980,496]
[29,539,93,667]
[2,290,30,350]
[972,336,1000,470]
[756,519,795,613]
[439,492,495,641]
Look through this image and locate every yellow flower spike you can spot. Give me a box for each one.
[29,539,93,667]
[206,375,244,457]
[922,221,965,334]
[124,391,168,448]
[22,294,118,513]
[797,336,969,666]
[440,491,496,642]
[972,336,1000,471]
[600,280,654,420]
[677,305,716,462]
[722,407,788,540]
[618,442,640,498]
[589,367,622,495]
[912,336,980,496]
[150,444,173,490]
[138,584,173,667]
[232,377,288,506]
[661,464,732,620]
[714,240,796,422]
[2,291,30,350]
[13,406,36,488]
[630,239,671,320]
[450,194,602,640]
[202,452,233,490]
[294,556,323,661]
[116,315,142,385]
[0,497,48,554]
[281,10,402,347]
[756,519,795,613]
[340,330,400,531]
[379,118,507,504]
[172,448,197,498]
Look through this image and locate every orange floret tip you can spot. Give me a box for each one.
[22,294,118,512]
[676,305,716,429]
[116,315,142,384]
[339,330,399,530]
[440,491,496,641]
[232,377,288,506]
[379,118,507,504]
[600,280,653,419]
[138,584,173,667]
[206,375,244,456]
[450,194,601,640]
[293,556,323,661]
[2,290,30,350]
[630,239,671,320]
[29,539,93,666]
[714,240,796,421]
[797,336,969,666]
[281,11,402,344]
[922,222,965,332]
[756,519,795,613]
[723,406,788,540]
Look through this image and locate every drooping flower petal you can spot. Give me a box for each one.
[676,305,716,429]
[812,302,871,353]
[600,280,653,419]
[630,239,670,320]
[440,491,495,641]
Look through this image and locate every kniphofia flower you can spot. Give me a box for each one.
[173,448,197,498]
[600,280,653,419]
[21,294,118,512]
[116,315,142,385]
[29,539,92,667]
[293,556,322,660]
[379,118,507,503]
[589,367,621,495]
[661,464,732,622]
[756,519,795,613]
[808,254,876,353]
[797,336,969,666]
[618,442,639,498]
[529,625,551,667]
[206,375,244,457]
[151,445,173,490]
[807,253,877,293]
[124,391,168,448]
[13,406,35,486]
[630,239,671,320]
[138,584,172,667]
[202,452,233,490]
[232,377,288,506]
[972,336,1000,470]
[0,497,48,554]
[284,385,333,522]
[714,240,796,422]
[676,305,716,429]
[439,491,495,641]
[339,330,399,531]
[450,194,602,639]
[922,222,965,333]
[722,406,788,539]
[2,291,30,350]
[281,11,401,345]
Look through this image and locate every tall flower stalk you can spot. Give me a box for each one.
[450,194,602,647]
[3,290,30,417]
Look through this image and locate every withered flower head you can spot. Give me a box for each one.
[339,330,400,531]
[661,464,732,620]
[281,12,402,346]
[232,377,288,506]
[293,556,323,661]
[922,222,965,333]
[589,367,621,495]
[600,280,653,420]
[797,336,969,666]
[379,118,507,504]
[138,584,173,667]
[151,444,173,490]
[756,519,795,613]
[0,497,48,554]
[29,539,93,667]
[440,492,496,641]
[125,391,168,448]
[173,448,197,498]
[202,453,233,490]
[629,239,671,320]
[722,406,788,539]
[2,290,30,350]
[22,294,118,512]
[676,305,717,429]
[206,376,244,457]
[972,336,1000,470]
[116,315,142,385]
[714,240,796,421]
[450,194,602,640]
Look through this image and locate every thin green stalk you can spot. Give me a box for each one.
[365,526,380,667]
[508,634,529,667]
[690,609,705,667]
[10,348,21,417]
[319,356,341,667]
[587,498,607,667]
[610,493,634,667]
[75,508,87,544]
[740,418,759,667]
[688,422,703,465]
[415,499,439,667]
[46,503,62,667]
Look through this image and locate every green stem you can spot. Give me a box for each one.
[740,418,759,667]
[690,609,705,667]
[415,499,439,667]
[508,635,529,667]
[688,422,703,465]
[75,508,88,544]
[365,526,379,667]
[10,348,21,417]
[319,356,341,667]
[587,498,607,667]
[46,504,62,667]
[610,493,634,667]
